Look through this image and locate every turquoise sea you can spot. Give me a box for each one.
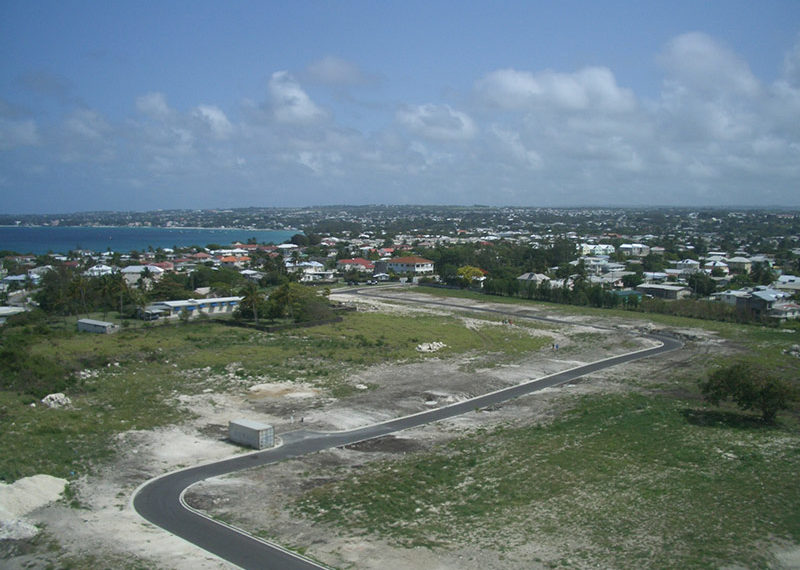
[0,226,299,255]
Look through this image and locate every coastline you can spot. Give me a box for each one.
[0,225,297,231]
[0,226,299,255]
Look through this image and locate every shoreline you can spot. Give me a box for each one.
[0,225,297,231]
[0,226,300,256]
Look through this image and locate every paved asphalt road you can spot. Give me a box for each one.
[133,289,683,570]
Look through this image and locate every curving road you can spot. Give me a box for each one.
[133,289,682,569]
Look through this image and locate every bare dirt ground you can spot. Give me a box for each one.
[4,289,791,569]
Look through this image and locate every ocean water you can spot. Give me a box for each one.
[0,226,299,255]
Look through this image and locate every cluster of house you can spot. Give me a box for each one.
[3,232,799,324]
[711,285,800,321]
[516,246,800,320]
[22,240,439,289]
[0,241,439,326]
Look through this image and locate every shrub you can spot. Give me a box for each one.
[699,361,797,423]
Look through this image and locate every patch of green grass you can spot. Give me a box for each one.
[411,286,800,338]
[294,392,800,568]
[1,312,551,483]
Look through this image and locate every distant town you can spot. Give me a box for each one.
[1,205,799,325]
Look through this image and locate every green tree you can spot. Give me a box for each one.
[237,282,267,324]
[150,274,190,300]
[456,265,485,288]
[699,361,796,423]
[749,261,776,286]
[687,272,716,297]
[266,282,332,322]
[642,253,665,272]
[622,273,643,289]
[35,266,74,316]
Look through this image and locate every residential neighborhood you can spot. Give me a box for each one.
[1,206,799,327]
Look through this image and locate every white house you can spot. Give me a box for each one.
[145,296,243,319]
[704,260,729,275]
[726,256,752,273]
[337,258,375,273]
[676,259,701,274]
[120,265,164,287]
[636,284,692,300]
[775,275,800,294]
[711,290,752,306]
[770,303,800,321]
[239,269,264,282]
[386,256,435,275]
[619,243,650,257]
[643,272,669,283]
[84,264,115,277]
[579,244,616,256]
[517,272,550,285]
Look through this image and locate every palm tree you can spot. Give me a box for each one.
[240,282,262,325]
[68,273,91,317]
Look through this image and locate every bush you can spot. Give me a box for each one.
[266,282,333,323]
[0,331,73,397]
[699,361,797,423]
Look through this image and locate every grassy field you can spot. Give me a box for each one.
[0,310,552,482]
[4,289,798,568]
[295,392,800,568]
[404,287,800,377]
[285,288,800,568]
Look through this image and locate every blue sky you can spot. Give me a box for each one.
[1,1,799,213]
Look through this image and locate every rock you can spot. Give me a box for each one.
[0,518,39,540]
[784,344,800,358]
[416,341,447,353]
[41,393,71,408]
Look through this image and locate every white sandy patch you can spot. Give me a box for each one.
[174,391,283,428]
[247,382,319,399]
[304,408,394,430]
[140,427,231,465]
[330,291,451,317]
[0,474,67,540]
[773,545,800,569]
[0,474,67,520]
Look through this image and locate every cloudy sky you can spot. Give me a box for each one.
[1,1,799,213]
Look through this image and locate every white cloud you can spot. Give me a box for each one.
[4,31,800,212]
[0,118,39,150]
[491,126,541,168]
[136,92,171,119]
[193,104,233,139]
[397,104,476,141]
[296,150,343,175]
[783,36,800,86]
[64,109,109,140]
[658,32,760,98]
[476,67,636,112]
[268,71,326,124]
[306,56,368,86]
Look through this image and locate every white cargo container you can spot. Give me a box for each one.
[229,419,274,450]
